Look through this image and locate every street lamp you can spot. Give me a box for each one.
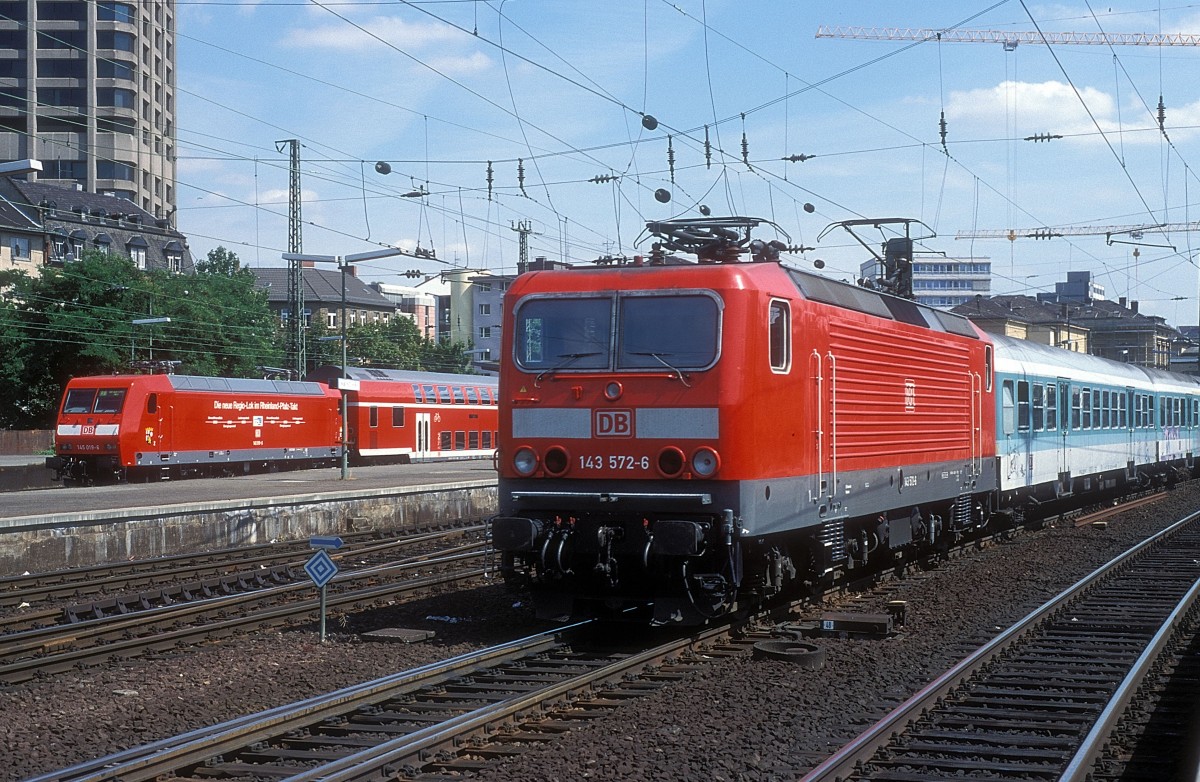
[0,159,42,177]
[283,247,408,479]
[131,316,170,363]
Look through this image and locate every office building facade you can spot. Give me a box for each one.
[0,0,176,220]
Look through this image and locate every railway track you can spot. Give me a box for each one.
[800,509,1200,782]
[30,614,776,782]
[0,538,491,684]
[0,522,483,609]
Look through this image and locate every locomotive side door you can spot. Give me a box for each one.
[413,412,431,460]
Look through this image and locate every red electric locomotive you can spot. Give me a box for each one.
[47,368,500,484]
[491,217,998,624]
[47,374,342,484]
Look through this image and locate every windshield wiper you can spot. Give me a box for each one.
[630,352,691,387]
[535,352,602,383]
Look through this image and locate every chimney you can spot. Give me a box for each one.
[302,260,316,268]
[1131,300,1139,314]
[1119,296,1126,308]
[345,265,358,277]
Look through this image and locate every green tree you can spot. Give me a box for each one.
[0,247,282,428]
[0,253,143,426]
[152,247,282,377]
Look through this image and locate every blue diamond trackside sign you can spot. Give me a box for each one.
[304,549,339,589]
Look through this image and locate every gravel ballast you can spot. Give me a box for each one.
[2,487,1194,781]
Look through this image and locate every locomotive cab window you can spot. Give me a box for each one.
[63,388,96,414]
[617,294,719,370]
[768,299,790,372]
[514,296,612,371]
[92,388,126,414]
[514,292,720,373]
[146,393,157,414]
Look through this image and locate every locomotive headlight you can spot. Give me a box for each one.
[690,447,720,477]
[513,446,539,476]
[657,446,685,478]
[543,446,570,476]
[604,381,623,401]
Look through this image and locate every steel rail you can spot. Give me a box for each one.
[1060,575,1200,780]
[799,508,1200,782]
[0,523,484,608]
[0,546,489,683]
[283,622,739,782]
[30,629,569,782]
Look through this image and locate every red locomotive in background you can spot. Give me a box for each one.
[490,217,997,624]
[47,366,497,484]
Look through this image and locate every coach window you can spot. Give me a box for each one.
[1120,392,1128,429]
[466,387,478,404]
[1017,381,1030,431]
[455,431,466,450]
[437,385,451,403]
[768,299,790,372]
[1032,384,1044,431]
[452,387,465,404]
[482,431,492,449]
[392,407,405,427]
[1045,383,1058,430]
[1091,389,1101,429]
[1082,387,1093,430]
[1101,390,1110,429]
[984,346,993,391]
[423,384,435,402]
[469,431,479,449]
[1001,380,1015,435]
[369,406,378,428]
[411,384,423,403]
[1072,387,1082,430]
[440,431,451,450]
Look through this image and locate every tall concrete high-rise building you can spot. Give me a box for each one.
[0,0,176,221]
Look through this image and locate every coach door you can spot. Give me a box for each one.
[1057,380,1072,493]
[414,412,432,460]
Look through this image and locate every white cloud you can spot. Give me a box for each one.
[948,80,1117,136]
[281,15,470,53]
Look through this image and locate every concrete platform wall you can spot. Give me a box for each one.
[0,482,497,576]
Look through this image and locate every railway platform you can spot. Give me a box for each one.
[0,461,499,577]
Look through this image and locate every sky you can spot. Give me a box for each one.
[175,1,1200,326]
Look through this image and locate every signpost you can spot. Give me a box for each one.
[305,536,343,642]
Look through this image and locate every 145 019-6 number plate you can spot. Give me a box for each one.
[579,454,651,471]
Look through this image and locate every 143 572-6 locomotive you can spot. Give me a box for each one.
[489,217,1200,625]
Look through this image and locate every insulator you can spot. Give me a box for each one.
[667,135,675,184]
[939,110,948,152]
[1158,96,1166,133]
[517,158,526,196]
[741,131,749,166]
[704,126,711,169]
[486,160,493,201]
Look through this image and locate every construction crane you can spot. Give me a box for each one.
[816,26,1200,48]
[956,223,1200,239]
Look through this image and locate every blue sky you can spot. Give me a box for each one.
[176,1,1200,324]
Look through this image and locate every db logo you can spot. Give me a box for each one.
[82,425,95,436]
[595,409,633,438]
